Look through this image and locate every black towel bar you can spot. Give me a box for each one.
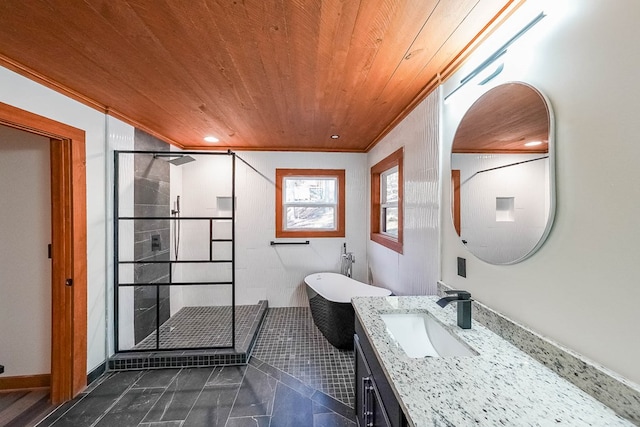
[270,240,310,246]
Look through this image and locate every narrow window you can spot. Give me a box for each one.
[276,169,345,238]
[371,148,403,253]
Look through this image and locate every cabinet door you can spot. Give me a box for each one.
[355,335,392,427]
[355,334,370,427]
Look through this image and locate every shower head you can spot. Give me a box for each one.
[153,154,196,166]
[167,155,195,166]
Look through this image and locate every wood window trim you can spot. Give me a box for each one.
[371,148,403,253]
[275,169,345,238]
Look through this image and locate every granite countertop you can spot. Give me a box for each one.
[352,296,633,427]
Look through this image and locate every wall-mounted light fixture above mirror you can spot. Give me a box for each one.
[450,82,555,264]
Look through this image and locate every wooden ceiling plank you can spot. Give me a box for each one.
[0,1,203,144]
[366,0,518,150]
[120,0,255,146]
[0,0,522,151]
[340,0,438,137]
[310,0,362,149]
[368,0,477,120]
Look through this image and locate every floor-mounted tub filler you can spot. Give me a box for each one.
[304,272,392,349]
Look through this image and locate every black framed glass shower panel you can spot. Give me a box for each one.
[114,150,236,353]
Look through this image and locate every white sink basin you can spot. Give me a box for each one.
[380,312,476,358]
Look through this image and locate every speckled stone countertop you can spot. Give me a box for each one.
[352,296,633,427]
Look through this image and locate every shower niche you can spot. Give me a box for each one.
[114,149,254,354]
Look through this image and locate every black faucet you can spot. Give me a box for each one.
[436,290,472,329]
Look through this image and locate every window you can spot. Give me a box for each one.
[371,148,403,253]
[276,169,345,238]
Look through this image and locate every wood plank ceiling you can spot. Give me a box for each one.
[0,0,518,152]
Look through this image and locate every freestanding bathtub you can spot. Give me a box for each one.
[304,272,392,349]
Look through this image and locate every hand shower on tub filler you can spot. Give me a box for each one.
[340,243,355,278]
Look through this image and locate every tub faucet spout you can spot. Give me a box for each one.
[436,290,472,329]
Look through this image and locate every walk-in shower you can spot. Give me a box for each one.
[113,150,265,358]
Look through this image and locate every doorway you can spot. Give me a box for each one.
[0,101,87,404]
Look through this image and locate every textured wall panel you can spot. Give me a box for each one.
[367,90,440,296]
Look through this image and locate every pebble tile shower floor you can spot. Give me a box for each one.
[37,307,356,426]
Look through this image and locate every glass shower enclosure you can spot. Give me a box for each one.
[113,150,236,353]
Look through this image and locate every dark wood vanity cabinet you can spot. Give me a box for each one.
[355,317,407,427]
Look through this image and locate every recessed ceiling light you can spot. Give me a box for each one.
[524,141,542,147]
[330,134,340,139]
[204,136,219,143]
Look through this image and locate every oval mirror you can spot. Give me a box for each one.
[450,82,555,264]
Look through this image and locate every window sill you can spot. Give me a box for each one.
[276,229,344,238]
[370,232,403,254]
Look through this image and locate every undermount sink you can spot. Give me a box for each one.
[380,312,477,358]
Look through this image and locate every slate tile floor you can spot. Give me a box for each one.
[37,308,356,426]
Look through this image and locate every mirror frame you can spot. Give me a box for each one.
[450,81,556,264]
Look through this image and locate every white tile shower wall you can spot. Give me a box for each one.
[0,65,108,373]
[169,152,185,315]
[178,154,234,307]
[367,90,440,296]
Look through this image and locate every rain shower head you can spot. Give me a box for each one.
[153,154,196,166]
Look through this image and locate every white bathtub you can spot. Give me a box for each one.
[304,272,392,349]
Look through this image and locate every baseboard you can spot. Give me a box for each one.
[87,363,106,385]
[0,374,50,391]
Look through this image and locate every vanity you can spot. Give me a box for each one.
[353,295,634,426]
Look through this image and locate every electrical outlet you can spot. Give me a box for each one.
[457,257,466,278]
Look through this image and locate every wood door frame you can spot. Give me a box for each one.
[0,101,87,404]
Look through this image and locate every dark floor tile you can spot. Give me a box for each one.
[279,370,315,398]
[225,415,271,427]
[229,365,277,418]
[206,365,246,386]
[311,390,355,421]
[35,396,83,426]
[95,387,164,427]
[182,384,239,427]
[313,412,357,427]
[139,422,182,427]
[313,401,333,414]
[133,369,180,388]
[269,382,313,427]
[248,358,263,369]
[142,367,213,423]
[251,358,282,380]
[47,371,142,426]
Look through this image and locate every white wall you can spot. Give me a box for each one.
[367,90,440,296]
[0,65,120,373]
[440,0,640,385]
[0,125,51,376]
[156,150,370,311]
[451,153,549,263]
[232,151,368,306]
